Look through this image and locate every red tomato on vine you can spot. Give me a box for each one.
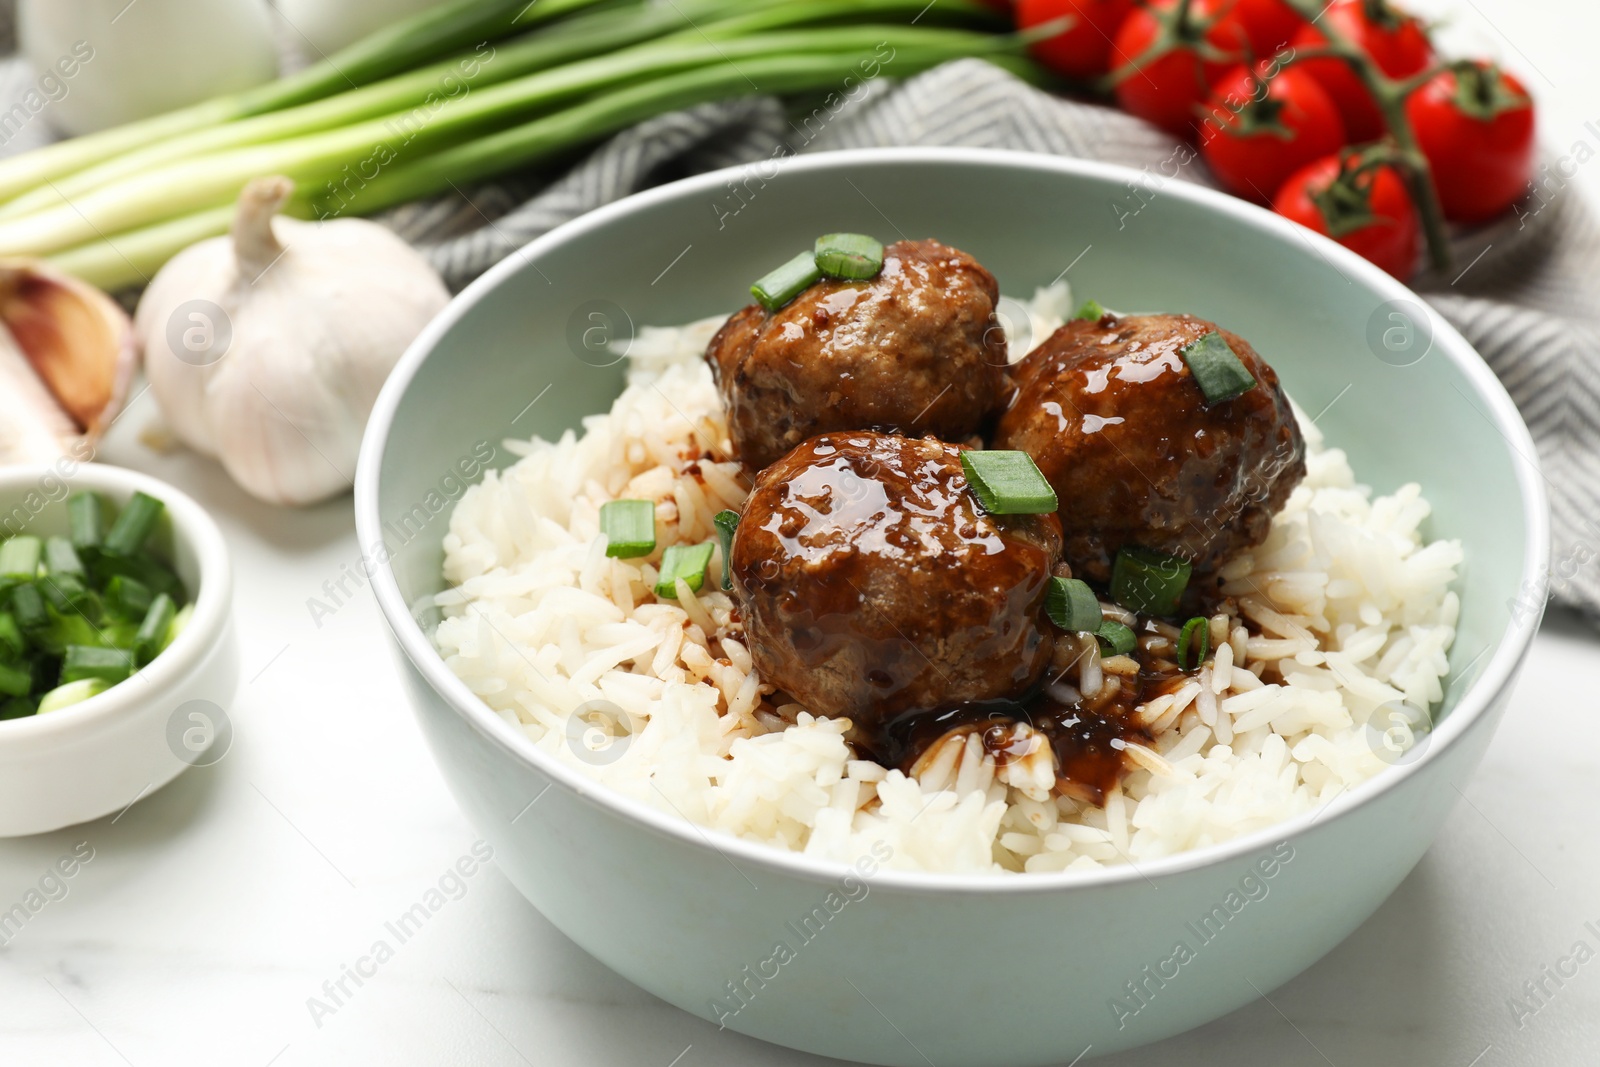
[1290,0,1433,143]
[1109,0,1249,137]
[1406,61,1536,223]
[1217,0,1305,59]
[1274,153,1421,279]
[1017,0,1136,80]
[1200,62,1347,201]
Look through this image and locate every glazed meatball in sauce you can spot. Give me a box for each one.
[993,312,1306,583]
[729,432,1061,738]
[707,239,1008,470]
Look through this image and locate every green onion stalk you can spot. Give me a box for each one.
[0,0,694,222]
[0,0,984,223]
[49,28,1027,290]
[0,0,608,204]
[6,25,995,256]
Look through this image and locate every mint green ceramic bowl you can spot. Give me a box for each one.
[356,148,1547,1065]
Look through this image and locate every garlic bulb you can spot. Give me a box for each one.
[136,176,450,506]
[0,259,138,464]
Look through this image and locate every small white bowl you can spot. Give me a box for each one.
[0,462,237,836]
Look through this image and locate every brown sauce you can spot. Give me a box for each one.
[860,622,1198,807]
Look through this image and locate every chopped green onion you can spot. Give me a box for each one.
[813,232,884,280]
[1110,545,1191,617]
[1178,616,1211,673]
[9,583,47,631]
[165,603,195,650]
[91,552,185,602]
[600,499,656,559]
[40,574,90,613]
[48,612,109,653]
[0,491,185,715]
[104,492,165,556]
[0,612,23,657]
[1073,299,1106,321]
[105,575,153,619]
[959,450,1058,515]
[1181,331,1256,406]
[0,537,40,580]
[44,536,85,577]
[655,542,714,599]
[0,661,31,697]
[68,492,106,551]
[713,510,739,591]
[751,250,822,312]
[61,645,135,685]
[0,695,35,720]
[135,594,177,665]
[1095,620,1136,656]
[36,678,109,714]
[1046,576,1102,632]
[40,536,91,610]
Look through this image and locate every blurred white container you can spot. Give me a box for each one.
[275,0,451,54]
[18,0,278,135]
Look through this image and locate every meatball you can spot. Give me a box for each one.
[731,432,1062,733]
[993,312,1305,582]
[706,239,1007,470]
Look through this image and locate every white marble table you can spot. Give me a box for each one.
[3,1,1599,1063]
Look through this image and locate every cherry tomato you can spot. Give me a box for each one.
[1217,0,1305,59]
[1273,154,1420,279]
[1200,63,1347,202]
[1017,0,1136,79]
[1110,0,1248,138]
[1290,0,1433,142]
[1405,62,1535,223]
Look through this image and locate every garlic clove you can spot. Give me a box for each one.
[0,327,82,463]
[0,257,137,438]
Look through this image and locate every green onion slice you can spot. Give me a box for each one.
[0,661,31,697]
[1111,545,1191,617]
[104,491,165,557]
[1181,331,1257,406]
[37,678,109,714]
[1073,298,1106,321]
[959,450,1058,515]
[44,536,85,577]
[751,250,822,312]
[0,612,23,657]
[68,492,105,550]
[106,575,153,619]
[62,645,136,685]
[1046,576,1102,633]
[135,593,176,664]
[0,537,41,580]
[1177,616,1211,673]
[165,603,194,651]
[655,542,715,599]
[813,233,884,280]
[40,573,90,613]
[1095,620,1136,657]
[9,584,47,631]
[713,509,739,591]
[600,499,656,559]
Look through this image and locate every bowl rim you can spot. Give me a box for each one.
[0,460,233,743]
[356,146,1550,894]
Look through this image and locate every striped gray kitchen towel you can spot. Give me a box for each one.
[392,58,1595,623]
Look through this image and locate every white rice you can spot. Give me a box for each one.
[434,285,1462,875]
